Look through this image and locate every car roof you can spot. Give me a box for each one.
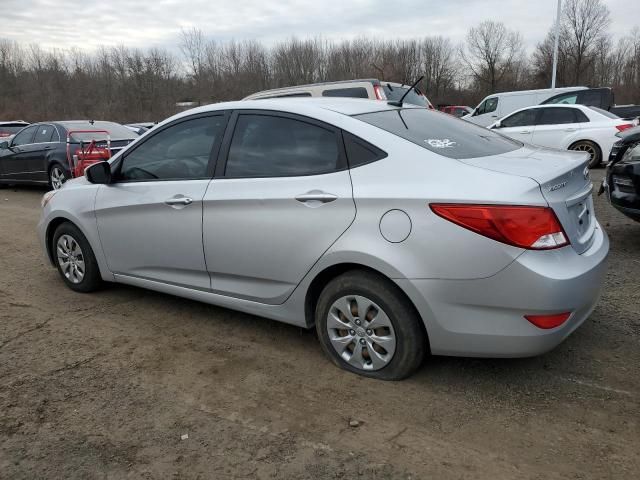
[246,79,380,96]
[177,98,419,119]
[484,87,587,99]
[0,121,29,126]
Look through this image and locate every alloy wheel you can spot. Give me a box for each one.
[326,295,397,371]
[56,234,85,284]
[50,166,65,190]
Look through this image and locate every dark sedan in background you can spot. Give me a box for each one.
[601,126,640,221]
[0,121,137,189]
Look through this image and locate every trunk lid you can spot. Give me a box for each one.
[459,146,596,254]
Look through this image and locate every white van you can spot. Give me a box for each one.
[464,87,587,127]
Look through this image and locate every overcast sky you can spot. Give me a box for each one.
[1,0,637,53]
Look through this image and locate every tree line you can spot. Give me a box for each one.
[0,0,638,123]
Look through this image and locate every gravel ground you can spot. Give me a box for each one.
[0,169,638,479]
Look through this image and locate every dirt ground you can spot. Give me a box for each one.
[0,169,639,479]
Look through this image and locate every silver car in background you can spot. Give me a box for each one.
[38,99,608,380]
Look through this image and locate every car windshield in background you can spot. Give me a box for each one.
[355,108,522,159]
[0,125,27,137]
[382,85,429,108]
[66,122,137,142]
[588,106,619,119]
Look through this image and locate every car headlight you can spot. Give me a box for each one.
[41,190,58,208]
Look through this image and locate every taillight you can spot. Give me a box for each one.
[615,124,634,132]
[430,204,569,250]
[373,85,387,100]
[524,312,571,329]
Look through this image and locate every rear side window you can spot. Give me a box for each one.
[500,109,537,128]
[322,87,369,98]
[34,125,55,143]
[575,110,590,123]
[119,115,225,181]
[343,132,387,168]
[543,92,578,105]
[225,114,340,177]
[356,108,521,159]
[537,108,578,125]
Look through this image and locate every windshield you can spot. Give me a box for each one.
[382,85,430,108]
[0,124,28,137]
[65,122,138,142]
[355,108,522,159]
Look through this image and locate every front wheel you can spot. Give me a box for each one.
[570,141,601,169]
[315,270,427,380]
[52,222,102,292]
[49,164,67,190]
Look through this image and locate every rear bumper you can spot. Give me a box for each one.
[396,223,609,357]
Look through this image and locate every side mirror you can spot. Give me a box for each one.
[0,141,9,150]
[492,121,502,129]
[85,161,112,184]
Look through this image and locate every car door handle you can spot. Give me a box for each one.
[164,196,193,207]
[564,128,578,132]
[518,130,532,134]
[44,145,54,150]
[295,191,338,204]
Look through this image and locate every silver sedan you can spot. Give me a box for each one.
[38,98,609,380]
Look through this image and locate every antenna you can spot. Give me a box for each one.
[388,76,424,107]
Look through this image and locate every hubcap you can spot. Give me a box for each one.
[56,234,85,284]
[572,143,596,163]
[50,167,65,190]
[326,295,397,371]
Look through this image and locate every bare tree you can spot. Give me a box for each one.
[461,20,524,93]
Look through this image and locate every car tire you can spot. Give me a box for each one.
[315,270,427,380]
[569,140,602,169]
[52,222,102,293]
[49,164,67,190]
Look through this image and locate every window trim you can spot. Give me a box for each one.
[112,111,230,184]
[215,109,348,179]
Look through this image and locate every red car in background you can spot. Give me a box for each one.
[440,106,473,118]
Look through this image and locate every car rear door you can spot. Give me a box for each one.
[531,107,582,149]
[94,113,228,289]
[202,110,356,304]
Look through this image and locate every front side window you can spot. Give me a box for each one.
[225,114,339,177]
[500,109,537,128]
[356,108,521,159]
[11,125,38,146]
[477,97,498,115]
[537,108,577,125]
[34,125,56,143]
[322,87,369,98]
[119,116,225,181]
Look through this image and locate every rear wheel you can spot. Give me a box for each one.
[49,164,67,190]
[569,140,601,168]
[315,270,426,380]
[52,222,102,292]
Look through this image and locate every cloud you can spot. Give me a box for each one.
[0,0,636,53]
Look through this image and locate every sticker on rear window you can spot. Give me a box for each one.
[426,138,456,148]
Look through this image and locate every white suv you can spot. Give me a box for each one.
[244,79,434,109]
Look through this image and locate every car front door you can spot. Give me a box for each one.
[0,125,38,180]
[27,124,59,182]
[531,107,581,149]
[494,109,537,143]
[94,113,228,289]
[202,111,356,304]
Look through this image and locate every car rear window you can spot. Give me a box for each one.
[322,87,369,98]
[355,108,522,159]
[382,85,429,108]
[588,106,619,119]
[0,124,28,137]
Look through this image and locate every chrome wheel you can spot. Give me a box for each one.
[56,234,85,284]
[50,166,66,190]
[326,295,396,371]
[571,142,597,164]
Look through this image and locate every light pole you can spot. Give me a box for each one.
[551,0,562,89]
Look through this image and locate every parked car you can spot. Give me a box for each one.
[243,79,434,109]
[125,122,156,135]
[0,120,30,140]
[600,126,640,221]
[463,86,587,127]
[440,106,473,118]
[489,104,635,168]
[0,121,137,190]
[541,87,640,121]
[38,98,608,380]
